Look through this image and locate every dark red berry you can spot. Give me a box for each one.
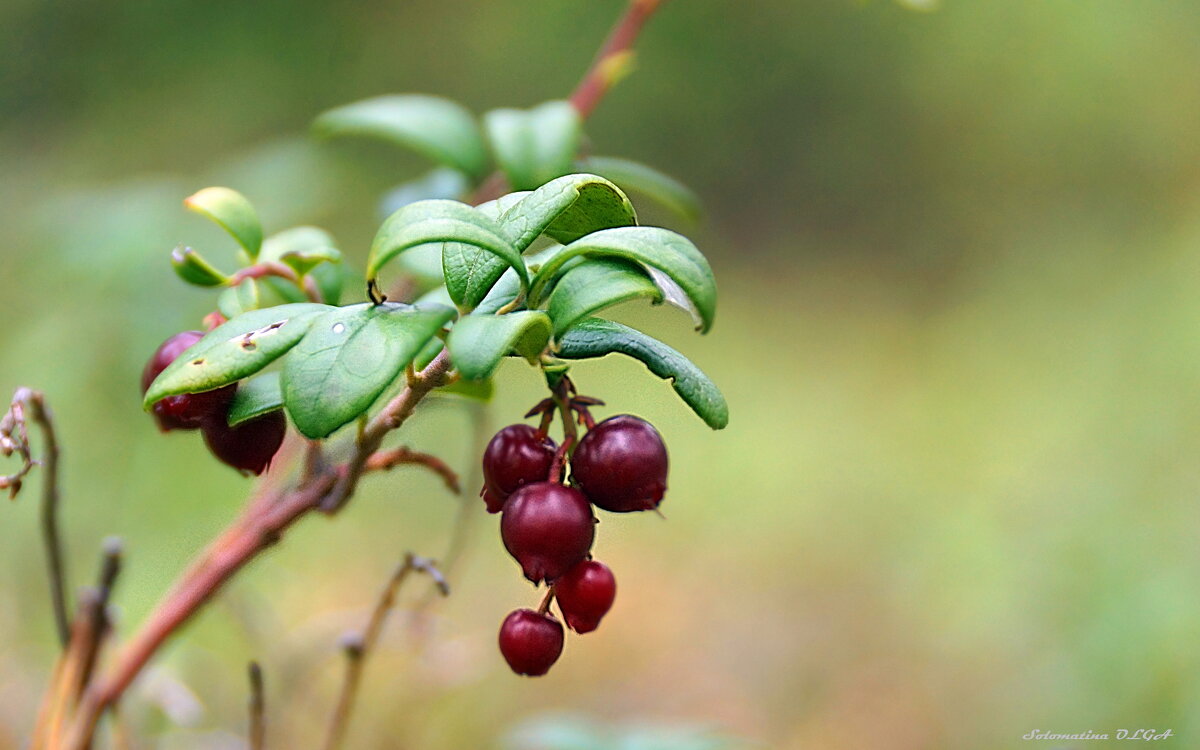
[481,424,557,512]
[201,410,286,476]
[501,482,595,584]
[141,331,235,431]
[480,487,507,514]
[498,609,564,676]
[554,560,616,634]
[572,415,668,513]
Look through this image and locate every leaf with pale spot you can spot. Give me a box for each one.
[143,303,331,407]
[281,302,456,438]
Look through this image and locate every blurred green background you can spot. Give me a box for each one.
[4,0,1200,747]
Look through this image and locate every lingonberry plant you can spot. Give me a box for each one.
[11,1,730,746]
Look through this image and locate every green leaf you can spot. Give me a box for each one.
[528,227,716,332]
[313,95,489,179]
[310,261,345,306]
[260,226,343,277]
[226,372,283,427]
[555,318,728,429]
[446,311,552,381]
[547,258,662,337]
[217,278,261,319]
[184,187,263,258]
[498,173,637,251]
[431,191,537,310]
[474,244,565,315]
[281,302,456,438]
[143,303,331,407]
[483,100,581,191]
[170,245,228,287]
[367,200,528,306]
[441,240,517,310]
[575,156,702,222]
[439,377,494,401]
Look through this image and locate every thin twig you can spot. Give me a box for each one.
[569,0,667,119]
[3,389,70,647]
[319,350,455,513]
[248,662,265,750]
[79,540,124,692]
[322,554,448,750]
[551,377,579,457]
[469,0,669,205]
[53,1,674,741]
[63,353,454,749]
[363,446,461,494]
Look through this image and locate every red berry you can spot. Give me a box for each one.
[481,424,557,512]
[480,487,508,514]
[501,482,595,584]
[141,331,235,431]
[571,415,668,513]
[498,609,564,676]
[201,410,286,476]
[554,560,616,634]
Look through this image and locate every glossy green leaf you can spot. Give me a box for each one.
[413,338,446,372]
[260,226,343,277]
[433,191,536,310]
[442,239,517,310]
[313,95,489,179]
[260,278,307,304]
[184,186,263,258]
[281,302,456,438]
[417,337,495,401]
[226,372,283,427]
[555,318,728,429]
[367,200,528,306]
[575,156,702,222]
[170,245,228,287]
[217,277,261,319]
[310,261,345,305]
[474,244,566,315]
[528,227,716,332]
[498,173,637,251]
[547,258,662,337]
[483,100,581,191]
[260,226,335,262]
[282,245,341,277]
[143,303,331,407]
[447,311,552,381]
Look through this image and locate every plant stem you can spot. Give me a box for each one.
[469,0,668,205]
[536,586,556,616]
[364,445,461,494]
[322,554,448,750]
[7,389,70,647]
[61,351,456,749]
[248,662,265,750]
[569,0,667,119]
[550,377,578,457]
[51,1,674,741]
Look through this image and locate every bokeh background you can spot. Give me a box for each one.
[4,0,1200,747]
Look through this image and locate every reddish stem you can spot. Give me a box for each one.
[468,0,668,206]
[66,475,335,745]
[547,435,576,484]
[569,0,667,119]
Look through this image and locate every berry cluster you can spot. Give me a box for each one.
[483,391,668,676]
[141,331,285,475]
